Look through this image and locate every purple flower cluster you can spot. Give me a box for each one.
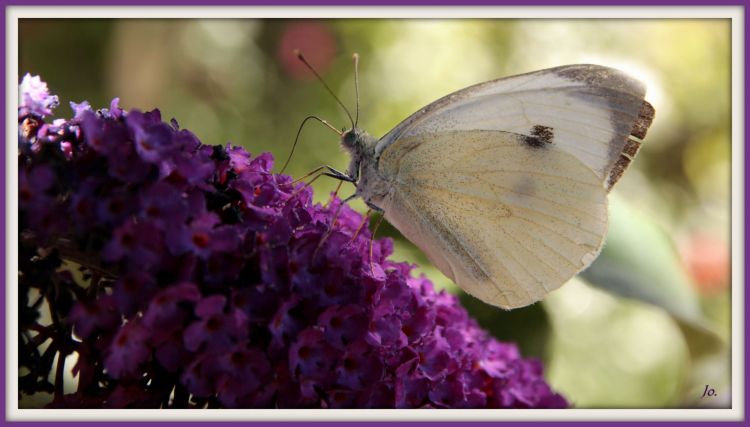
[19,73,59,118]
[18,74,567,409]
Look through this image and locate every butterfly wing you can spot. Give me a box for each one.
[379,130,608,309]
[374,65,654,309]
[376,64,654,190]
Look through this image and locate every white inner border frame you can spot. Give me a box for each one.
[6,5,745,423]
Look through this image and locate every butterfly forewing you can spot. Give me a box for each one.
[376,64,649,182]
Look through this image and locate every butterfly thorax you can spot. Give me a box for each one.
[341,128,391,211]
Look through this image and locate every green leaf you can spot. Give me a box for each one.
[581,195,703,325]
[580,196,727,364]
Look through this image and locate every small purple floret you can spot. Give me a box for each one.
[19,73,59,118]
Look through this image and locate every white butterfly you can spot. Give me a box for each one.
[313,62,654,310]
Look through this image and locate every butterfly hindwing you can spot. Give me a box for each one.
[379,130,608,309]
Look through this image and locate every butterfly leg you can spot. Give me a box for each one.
[363,200,384,213]
[321,166,359,206]
[326,180,345,207]
[368,213,386,275]
[285,165,354,187]
[284,174,325,205]
[312,193,358,261]
[321,165,355,182]
[283,165,355,202]
[349,209,372,243]
[355,201,385,272]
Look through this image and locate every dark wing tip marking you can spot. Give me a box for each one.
[621,138,642,158]
[555,64,646,97]
[630,101,655,139]
[607,150,633,193]
[523,125,555,148]
[606,147,636,192]
[606,100,655,192]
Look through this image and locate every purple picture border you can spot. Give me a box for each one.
[3,1,746,426]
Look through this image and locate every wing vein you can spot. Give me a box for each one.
[406,179,604,222]
[493,225,553,293]
[428,168,602,187]
[511,223,581,270]
[513,213,599,248]
[510,203,602,238]
[396,186,515,299]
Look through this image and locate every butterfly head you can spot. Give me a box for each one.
[341,128,367,153]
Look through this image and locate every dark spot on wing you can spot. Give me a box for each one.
[522,135,545,148]
[523,125,554,148]
[532,125,554,143]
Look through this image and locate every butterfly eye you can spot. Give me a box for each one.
[341,130,358,150]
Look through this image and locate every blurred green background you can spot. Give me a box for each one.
[19,18,732,408]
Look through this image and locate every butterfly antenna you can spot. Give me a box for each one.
[280,115,342,175]
[295,49,355,130]
[353,53,360,127]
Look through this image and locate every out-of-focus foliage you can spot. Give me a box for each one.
[20,18,732,408]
